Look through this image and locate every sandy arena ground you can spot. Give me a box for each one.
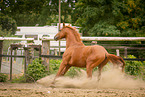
[0,69,145,97]
[0,82,145,97]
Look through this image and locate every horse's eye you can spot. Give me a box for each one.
[59,30,61,31]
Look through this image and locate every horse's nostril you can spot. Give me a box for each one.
[54,36,59,40]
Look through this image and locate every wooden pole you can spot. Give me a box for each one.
[58,0,61,56]
[116,49,120,56]
[59,0,61,25]
[10,45,13,81]
[124,47,128,58]
[54,49,57,56]
[39,45,41,58]
[42,40,50,71]
[29,48,34,64]
[24,48,28,79]
[23,47,31,80]
[0,40,3,72]
[24,52,27,80]
[59,41,61,55]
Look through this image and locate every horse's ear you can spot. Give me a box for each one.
[68,24,70,26]
[63,22,65,27]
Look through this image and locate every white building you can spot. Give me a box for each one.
[15,23,79,52]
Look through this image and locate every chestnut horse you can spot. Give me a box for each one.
[53,23,125,82]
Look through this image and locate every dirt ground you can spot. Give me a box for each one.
[0,82,145,97]
[1,69,145,97]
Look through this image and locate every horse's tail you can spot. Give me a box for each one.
[107,54,125,72]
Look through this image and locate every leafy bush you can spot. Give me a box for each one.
[125,55,145,79]
[49,59,62,74]
[26,58,48,82]
[0,73,8,82]
[66,67,84,78]
[11,75,26,83]
[49,59,83,77]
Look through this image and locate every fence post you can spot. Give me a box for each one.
[124,47,128,58]
[54,49,57,56]
[0,40,3,72]
[10,45,13,81]
[23,47,31,78]
[39,45,42,58]
[29,47,34,64]
[116,49,120,56]
[42,40,50,71]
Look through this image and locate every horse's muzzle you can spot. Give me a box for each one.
[54,35,59,41]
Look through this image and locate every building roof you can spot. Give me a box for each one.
[16,26,58,37]
[15,23,76,37]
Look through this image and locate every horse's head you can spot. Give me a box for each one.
[54,23,67,41]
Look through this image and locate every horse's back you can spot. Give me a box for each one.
[84,45,108,61]
[91,45,108,55]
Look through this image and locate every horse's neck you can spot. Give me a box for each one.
[65,30,84,49]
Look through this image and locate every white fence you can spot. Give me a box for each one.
[42,37,145,41]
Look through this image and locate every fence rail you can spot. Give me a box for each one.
[0,37,34,41]
[42,37,145,41]
[0,55,25,58]
[0,54,145,61]
[40,55,145,61]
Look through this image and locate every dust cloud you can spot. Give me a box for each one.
[37,68,145,89]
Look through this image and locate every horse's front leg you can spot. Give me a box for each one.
[60,65,71,76]
[50,62,67,86]
[53,62,66,80]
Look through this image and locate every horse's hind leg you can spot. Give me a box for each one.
[86,65,93,78]
[98,57,109,81]
[86,58,107,79]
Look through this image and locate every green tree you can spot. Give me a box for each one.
[0,0,77,26]
[73,0,145,37]
[116,0,145,36]
[73,0,122,36]
[0,12,17,36]
[40,0,76,25]
[0,0,45,26]
[13,0,45,26]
